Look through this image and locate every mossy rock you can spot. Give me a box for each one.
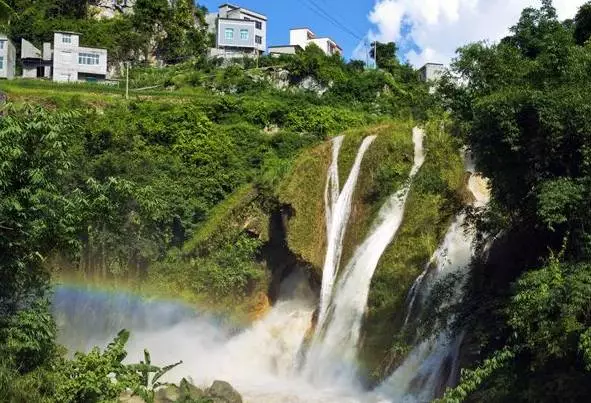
[206,380,243,403]
[178,378,205,401]
[155,384,181,402]
[278,140,332,274]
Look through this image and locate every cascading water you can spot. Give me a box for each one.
[52,131,491,403]
[376,156,491,403]
[318,135,376,326]
[303,128,425,387]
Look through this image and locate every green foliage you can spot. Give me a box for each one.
[370,41,398,69]
[55,330,138,402]
[436,347,515,403]
[5,0,209,67]
[439,1,591,401]
[574,2,591,45]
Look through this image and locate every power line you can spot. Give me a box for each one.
[294,0,365,41]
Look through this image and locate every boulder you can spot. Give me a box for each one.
[179,378,205,400]
[207,380,243,403]
[155,384,180,403]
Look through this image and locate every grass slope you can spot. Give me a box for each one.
[278,141,332,275]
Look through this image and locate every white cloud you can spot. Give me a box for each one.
[362,0,587,67]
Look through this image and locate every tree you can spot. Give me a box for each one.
[370,41,398,69]
[574,2,591,45]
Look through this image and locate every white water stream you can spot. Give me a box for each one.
[377,154,491,402]
[318,135,376,326]
[303,128,425,387]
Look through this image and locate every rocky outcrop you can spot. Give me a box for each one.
[121,378,242,403]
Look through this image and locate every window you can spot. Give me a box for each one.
[62,34,72,44]
[240,29,249,40]
[224,28,234,41]
[255,35,262,45]
[0,56,4,70]
[78,52,100,65]
[255,21,262,30]
[0,41,4,50]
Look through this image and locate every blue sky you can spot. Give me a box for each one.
[199,0,376,60]
[200,0,587,66]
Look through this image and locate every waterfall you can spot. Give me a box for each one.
[53,132,493,403]
[303,128,425,386]
[318,135,376,326]
[375,156,491,402]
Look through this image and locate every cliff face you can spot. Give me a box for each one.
[91,0,135,19]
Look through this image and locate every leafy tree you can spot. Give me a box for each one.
[574,1,591,45]
[370,41,398,69]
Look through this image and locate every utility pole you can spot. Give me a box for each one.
[125,62,129,100]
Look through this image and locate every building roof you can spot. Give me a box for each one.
[219,3,267,20]
[291,27,314,32]
[0,34,9,40]
[54,30,82,35]
[420,62,445,69]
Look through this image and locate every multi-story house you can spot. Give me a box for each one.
[207,3,267,59]
[52,31,108,82]
[0,35,16,79]
[287,28,342,56]
[21,32,108,82]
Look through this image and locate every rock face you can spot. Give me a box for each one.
[207,380,243,403]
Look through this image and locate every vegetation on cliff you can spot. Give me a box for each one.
[437,1,591,401]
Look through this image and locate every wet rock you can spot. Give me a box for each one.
[207,380,243,403]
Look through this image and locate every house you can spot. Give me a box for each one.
[22,32,108,82]
[206,3,267,59]
[0,35,16,79]
[52,31,108,82]
[419,63,445,82]
[21,39,49,78]
[287,28,342,56]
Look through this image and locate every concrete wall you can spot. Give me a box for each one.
[290,29,313,50]
[420,64,445,82]
[0,38,16,79]
[217,19,256,49]
[21,38,42,59]
[268,46,298,56]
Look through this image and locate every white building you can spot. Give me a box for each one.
[0,35,16,80]
[21,32,108,82]
[52,31,108,82]
[287,28,342,56]
[419,63,445,82]
[207,3,267,59]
